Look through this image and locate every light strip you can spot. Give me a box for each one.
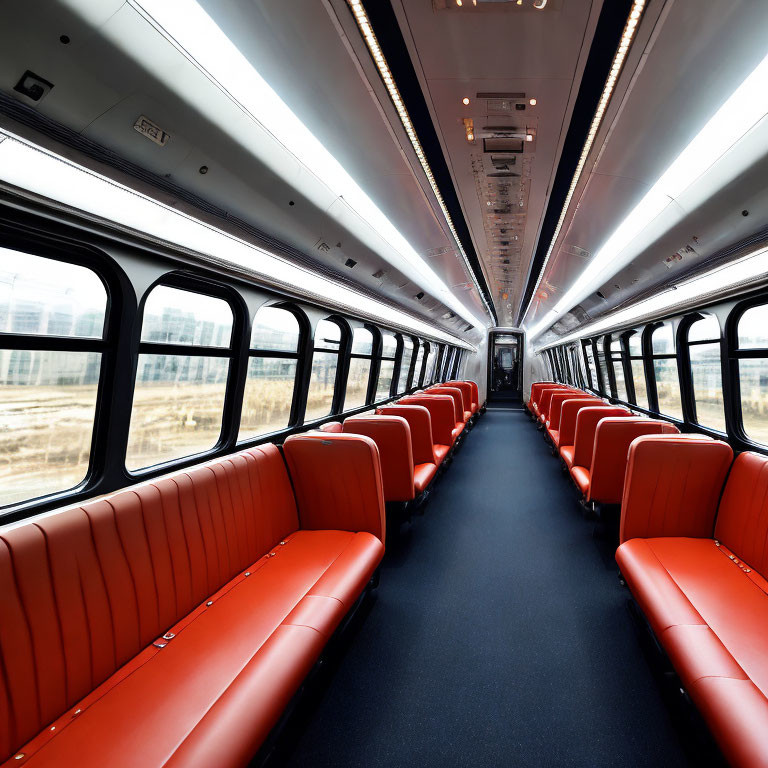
[0,132,476,349]
[536,244,768,351]
[345,0,495,322]
[527,44,768,342]
[521,0,647,323]
[123,0,486,330]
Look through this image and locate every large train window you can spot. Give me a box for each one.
[596,340,609,396]
[424,342,437,384]
[412,340,426,387]
[627,331,649,410]
[126,284,233,470]
[583,342,597,390]
[650,322,682,420]
[0,249,107,507]
[687,314,725,433]
[397,336,414,392]
[375,331,397,400]
[239,305,301,440]
[344,326,374,411]
[610,335,628,401]
[736,304,768,444]
[305,318,344,421]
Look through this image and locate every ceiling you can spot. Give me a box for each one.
[390,0,602,328]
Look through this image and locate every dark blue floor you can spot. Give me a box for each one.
[283,409,689,767]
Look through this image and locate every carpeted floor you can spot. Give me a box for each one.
[281,409,689,767]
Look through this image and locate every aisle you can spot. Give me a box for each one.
[283,410,689,767]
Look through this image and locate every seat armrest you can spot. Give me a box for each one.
[283,433,386,541]
[619,435,732,544]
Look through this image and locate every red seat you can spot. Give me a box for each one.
[465,380,481,413]
[529,383,562,418]
[545,391,592,445]
[553,397,601,450]
[574,418,680,504]
[538,386,578,424]
[343,415,426,502]
[428,386,470,428]
[376,405,440,490]
[399,394,455,457]
[562,405,629,474]
[613,436,768,767]
[0,437,385,768]
[318,421,342,433]
[446,381,476,417]
[527,381,555,412]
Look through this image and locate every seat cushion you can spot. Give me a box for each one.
[413,463,438,494]
[463,410,472,422]
[560,445,575,468]
[547,428,559,446]
[433,444,450,463]
[14,530,383,768]
[617,537,768,767]
[570,465,590,495]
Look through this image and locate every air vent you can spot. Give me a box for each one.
[484,138,524,153]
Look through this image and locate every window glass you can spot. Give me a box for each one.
[738,306,768,443]
[344,327,374,411]
[306,351,338,420]
[0,251,107,507]
[412,342,426,386]
[350,327,373,355]
[141,285,232,347]
[376,360,395,400]
[652,323,682,419]
[686,315,725,432]
[381,332,397,358]
[250,306,299,352]
[424,345,437,383]
[584,345,597,388]
[397,338,414,392]
[0,248,106,338]
[627,332,649,409]
[239,306,301,440]
[596,345,609,394]
[652,322,675,355]
[314,319,342,351]
[737,305,768,349]
[127,355,229,470]
[611,338,628,401]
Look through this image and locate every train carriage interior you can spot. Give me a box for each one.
[1,0,768,766]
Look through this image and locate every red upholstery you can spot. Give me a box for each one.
[399,395,455,451]
[555,398,601,450]
[446,381,475,416]
[581,418,680,504]
[527,381,554,412]
[614,441,768,768]
[618,435,732,544]
[545,391,590,443]
[414,463,438,494]
[564,405,629,473]
[465,380,480,412]
[376,405,437,465]
[428,386,469,425]
[538,387,576,424]
[0,439,385,767]
[342,416,416,502]
[318,421,343,433]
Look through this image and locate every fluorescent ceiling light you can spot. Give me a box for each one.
[0,132,475,349]
[537,244,768,351]
[526,46,768,342]
[126,0,486,330]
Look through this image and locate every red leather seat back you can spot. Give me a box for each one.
[588,418,680,504]
[547,391,584,430]
[0,444,299,760]
[283,434,385,542]
[530,382,555,405]
[466,380,479,409]
[619,435,733,544]
[572,406,630,470]
[557,398,601,447]
[538,387,573,419]
[715,452,768,577]
[427,387,465,423]
[445,381,472,413]
[342,416,415,502]
[376,405,436,465]
[399,395,455,446]
[318,422,342,433]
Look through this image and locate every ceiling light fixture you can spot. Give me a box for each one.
[0,132,475,348]
[528,42,768,342]
[462,97,470,105]
[528,98,537,106]
[345,0,495,322]
[521,0,647,326]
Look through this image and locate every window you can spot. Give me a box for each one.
[650,322,683,420]
[596,341,609,396]
[344,326,374,411]
[424,343,437,385]
[583,342,598,390]
[610,336,628,401]
[239,305,301,440]
[305,318,343,421]
[397,336,414,392]
[627,332,649,410]
[451,348,462,379]
[375,331,397,400]
[736,304,768,444]
[0,248,107,507]
[687,314,725,432]
[412,340,426,387]
[126,284,234,470]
